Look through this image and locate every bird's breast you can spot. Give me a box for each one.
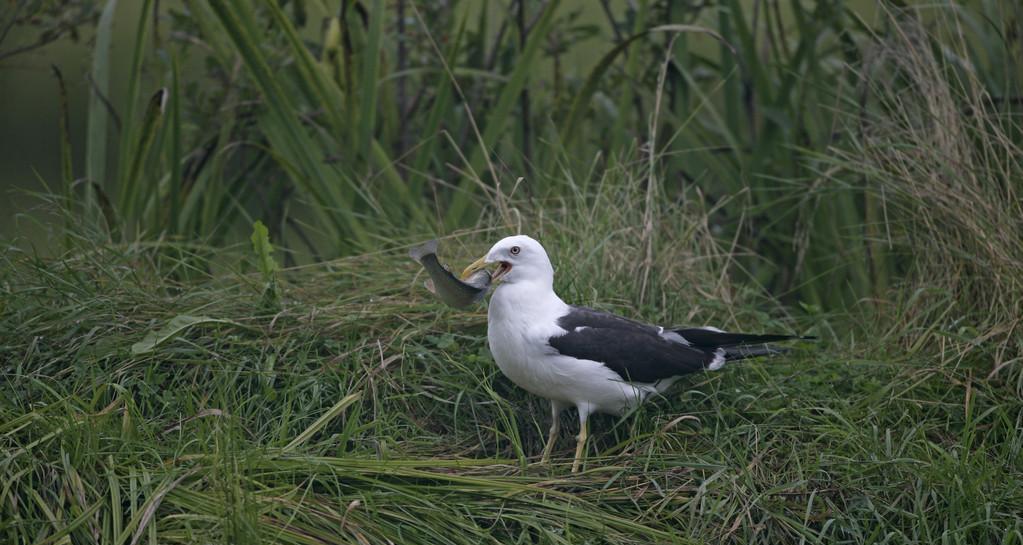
[487,311,568,400]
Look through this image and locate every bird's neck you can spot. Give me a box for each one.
[489,280,568,324]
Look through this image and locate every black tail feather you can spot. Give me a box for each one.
[674,328,815,348]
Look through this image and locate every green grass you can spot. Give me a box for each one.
[2,187,1021,544]
[3,1,1023,543]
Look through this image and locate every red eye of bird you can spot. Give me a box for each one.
[510,246,521,255]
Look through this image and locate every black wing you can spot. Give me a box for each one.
[548,307,718,383]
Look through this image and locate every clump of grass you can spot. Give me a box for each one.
[822,10,1023,383]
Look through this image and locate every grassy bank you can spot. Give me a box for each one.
[2,191,1021,543]
[3,1,1023,543]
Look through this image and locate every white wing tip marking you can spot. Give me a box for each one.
[659,329,691,346]
[707,348,726,371]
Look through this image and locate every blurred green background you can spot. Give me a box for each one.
[0,0,1018,312]
[1,0,623,241]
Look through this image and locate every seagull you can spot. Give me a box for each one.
[461,235,809,472]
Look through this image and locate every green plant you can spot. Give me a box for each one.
[250,220,282,311]
[15,2,1017,314]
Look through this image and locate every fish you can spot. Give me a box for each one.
[409,239,492,308]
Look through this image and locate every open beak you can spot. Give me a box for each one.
[461,255,512,282]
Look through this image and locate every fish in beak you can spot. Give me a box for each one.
[410,240,491,308]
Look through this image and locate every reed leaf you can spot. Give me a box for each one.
[119,88,167,228]
[84,0,117,229]
[114,0,155,225]
[357,0,384,163]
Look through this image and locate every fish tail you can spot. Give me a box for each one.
[408,239,439,263]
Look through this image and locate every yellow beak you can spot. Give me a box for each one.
[461,255,488,280]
